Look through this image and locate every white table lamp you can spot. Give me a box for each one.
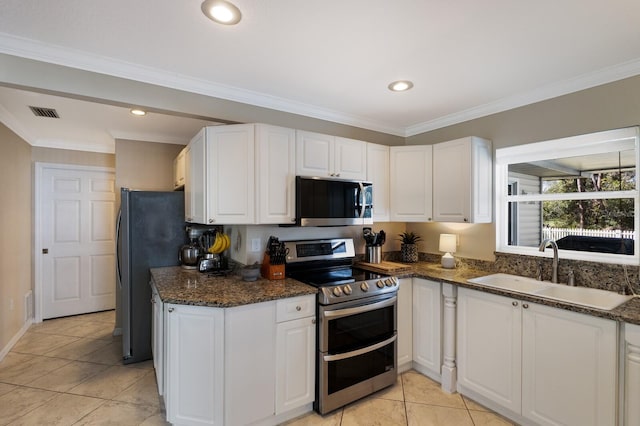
[439,234,457,269]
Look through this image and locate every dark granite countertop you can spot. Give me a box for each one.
[150,266,317,308]
[151,262,640,325]
[403,262,640,326]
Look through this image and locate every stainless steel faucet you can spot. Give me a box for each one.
[538,239,559,283]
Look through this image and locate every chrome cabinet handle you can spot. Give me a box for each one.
[512,301,518,307]
[167,307,174,313]
[296,305,302,311]
[312,319,316,324]
[523,303,529,309]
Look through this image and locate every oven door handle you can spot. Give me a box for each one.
[323,295,396,320]
[323,334,397,362]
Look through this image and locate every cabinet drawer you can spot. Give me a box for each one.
[276,295,315,322]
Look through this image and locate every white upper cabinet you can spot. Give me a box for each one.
[256,124,296,224]
[296,130,366,180]
[390,145,433,222]
[206,124,255,224]
[433,136,492,223]
[366,143,390,222]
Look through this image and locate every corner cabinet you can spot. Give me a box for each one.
[173,147,186,190]
[151,287,165,397]
[457,288,617,426]
[296,130,366,180]
[366,143,390,222]
[389,145,433,222]
[184,130,207,224]
[164,295,316,426]
[432,136,492,223]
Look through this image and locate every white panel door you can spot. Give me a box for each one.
[413,278,441,378]
[397,278,413,369]
[366,143,390,221]
[39,164,116,319]
[389,145,433,222]
[296,130,334,177]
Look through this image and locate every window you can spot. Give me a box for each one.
[496,127,639,264]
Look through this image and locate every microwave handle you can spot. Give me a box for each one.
[358,182,365,219]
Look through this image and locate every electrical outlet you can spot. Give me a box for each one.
[251,238,262,252]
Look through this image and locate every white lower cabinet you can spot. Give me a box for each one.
[151,287,164,396]
[166,304,225,426]
[276,315,315,413]
[625,323,640,426]
[397,278,413,370]
[412,278,441,380]
[164,295,315,426]
[457,288,617,426]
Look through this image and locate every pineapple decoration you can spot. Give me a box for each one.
[398,232,422,263]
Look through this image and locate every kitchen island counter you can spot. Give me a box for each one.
[150,266,317,308]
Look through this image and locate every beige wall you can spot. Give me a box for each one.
[32,147,115,168]
[405,75,640,261]
[0,123,32,355]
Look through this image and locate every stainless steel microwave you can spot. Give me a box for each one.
[295,176,373,226]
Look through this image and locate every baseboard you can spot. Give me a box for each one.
[0,318,33,362]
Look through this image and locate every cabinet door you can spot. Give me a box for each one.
[390,145,433,222]
[151,289,164,396]
[397,278,413,370]
[334,136,366,180]
[433,137,470,222]
[412,278,441,379]
[256,124,296,224]
[296,130,334,177]
[521,303,617,426]
[433,137,492,223]
[225,301,276,425]
[185,129,207,224]
[457,288,522,414]
[166,304,224,426]
[366,143,390,222]
[206,124,255,224]
[625,323,640,426]
[276,316,316,414]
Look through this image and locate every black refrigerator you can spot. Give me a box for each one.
[117,188,186,364]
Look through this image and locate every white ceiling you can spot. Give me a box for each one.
[1,0,640,151]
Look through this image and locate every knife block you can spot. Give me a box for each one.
[260,253,285,280]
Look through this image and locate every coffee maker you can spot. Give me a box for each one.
[179,226,203,269]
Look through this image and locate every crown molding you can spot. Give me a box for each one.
[2,32,639,139]
[405,57,640,137]
[0,33,406,136]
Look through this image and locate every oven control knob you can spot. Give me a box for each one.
[332,286,343,297]
[360,282,369,292]
[391,276,399,286]
[376,280,385,288]
[343,285,352,295]
[385,278,394,287]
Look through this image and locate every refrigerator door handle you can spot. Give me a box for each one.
[116,208,122,289]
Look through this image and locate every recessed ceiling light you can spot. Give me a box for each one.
[201,0,242,25]
[130,109,147,116]
[388,80,414,92]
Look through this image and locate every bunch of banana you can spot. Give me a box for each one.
[208,233,231,254]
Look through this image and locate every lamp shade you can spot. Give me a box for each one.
[439,234,457,253]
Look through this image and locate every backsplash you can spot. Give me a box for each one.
[383,250,640,295]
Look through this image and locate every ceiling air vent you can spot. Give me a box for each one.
[29,106,60,118]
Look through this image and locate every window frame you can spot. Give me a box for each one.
[495,126,640,265]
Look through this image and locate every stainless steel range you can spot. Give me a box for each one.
[284,238,399,415]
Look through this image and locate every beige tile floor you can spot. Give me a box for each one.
[0,310,168,426]
[1,310,515,426]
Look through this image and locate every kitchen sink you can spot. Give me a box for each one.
[533,284,633,311]
[467,273,633,310]
[467,273,548,294]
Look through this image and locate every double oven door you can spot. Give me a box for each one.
[316,293,397,414]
